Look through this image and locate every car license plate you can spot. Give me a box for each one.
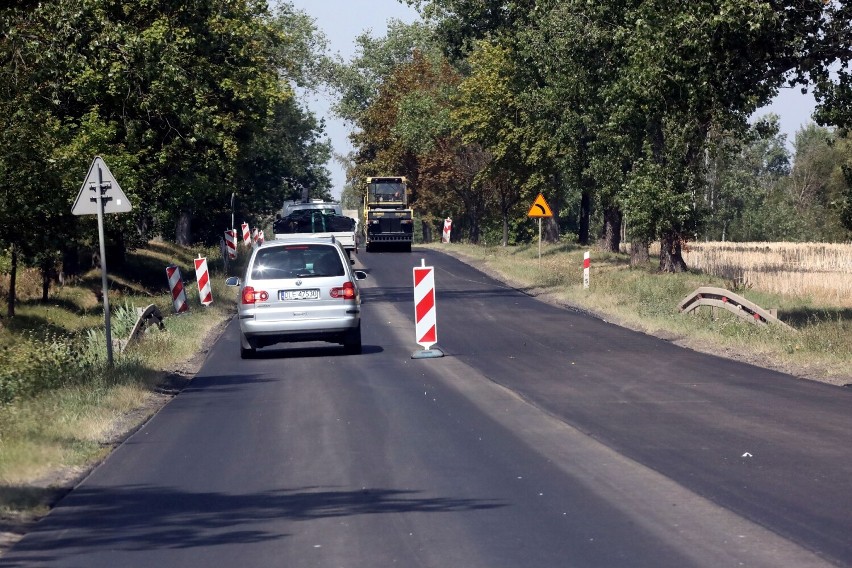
[281,289,320,300]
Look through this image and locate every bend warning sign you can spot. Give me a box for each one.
[527,193,553,218]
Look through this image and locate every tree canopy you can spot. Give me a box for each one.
[0,0,332,316]
[332,0,852,266]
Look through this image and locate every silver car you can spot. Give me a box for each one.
[226,237,367,358]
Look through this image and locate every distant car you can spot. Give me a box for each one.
[226,237,367,358]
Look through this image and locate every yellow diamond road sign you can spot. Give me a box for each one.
[527,193,553,218]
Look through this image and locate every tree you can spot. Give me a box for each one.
[416,0,852,269]
[50,0,331,245]
[842,162,852,233]
[701,116,792,242]
[786,125,851,241]
[0,0,333,317]
[452,39,527,246]
[407,0,536,62]
[326,20,440,124]
[518,2,631,250]
[0,4,80,316]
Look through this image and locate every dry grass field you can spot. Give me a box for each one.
[681,242,852,308]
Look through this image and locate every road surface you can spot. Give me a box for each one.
[2,247,849,567]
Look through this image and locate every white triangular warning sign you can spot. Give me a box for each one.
[527,193,553,218]
[72,156,132,216]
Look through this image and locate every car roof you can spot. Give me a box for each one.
[260,236,344,250]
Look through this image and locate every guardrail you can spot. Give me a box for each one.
[118,304,166,352]
[678,287,795,331]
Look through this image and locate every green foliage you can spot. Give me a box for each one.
[326,20,441,123]
[112,301,141,339]
[0,0,332,315]
[0,329,93,405]
[384,0,852,259]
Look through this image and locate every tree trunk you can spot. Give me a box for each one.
[502,214,509,247]
[543,173,562,243]
[468,210,480,244]
[578,190,591,245]
[541,215,557,243]
[6,245,17,318]
[543,188,560,243]
[629,239,650,267]
[40,261,53,302]
[108,230,127,267]
[176,210,192,246]
[61,245,80,283]
[659,231,688,273]
[421,220,432,244]
[600,206,622,253]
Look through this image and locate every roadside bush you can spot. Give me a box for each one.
[0,331,87,404]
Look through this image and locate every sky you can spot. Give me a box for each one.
[285,0,818,199]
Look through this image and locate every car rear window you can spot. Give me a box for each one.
[250,244,345,280]
[273,211,355,234]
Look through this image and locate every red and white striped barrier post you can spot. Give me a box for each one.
[166,265,189,314]
[583,251,590,289]
[257,229,265,246]
[194,256,213,306]
[442,217,452,243]
[411,259,444,358]
[251,227,259,249]
[241,222,251,246]
[224,229,237,259]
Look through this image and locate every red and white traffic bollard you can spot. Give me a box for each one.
[411,259,444,358]
[166,265,189,314]
[224,229,237,259]
[442,217,452,243]
[583,251,590,289]
[251,228,259,249]
[194,256,213,306]
[257,229,265,246]
[241,222,251,246]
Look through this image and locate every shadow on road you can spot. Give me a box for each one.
[4,485,504,563]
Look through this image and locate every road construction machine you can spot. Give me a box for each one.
[274,199,358,258]
[362,176,413,252]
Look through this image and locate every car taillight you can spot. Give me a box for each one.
[242,287,268,304]
[330,281,356,300]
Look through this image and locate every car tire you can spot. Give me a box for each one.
[240,333,256,359]
[343,324,362,355]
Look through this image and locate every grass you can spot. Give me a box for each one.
[0,241,244,530]
[425,240,852,386]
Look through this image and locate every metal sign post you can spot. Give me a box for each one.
[72,156,132,366]
[527,193,553,270]
[538,218,542,268]
[94,170,114,365]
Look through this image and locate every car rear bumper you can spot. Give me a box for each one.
[240,315,360,347]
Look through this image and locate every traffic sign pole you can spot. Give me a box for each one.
[72,156,132,367]
[527,193,553,269]
[94,164,114,366]
[539,218,543,268]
